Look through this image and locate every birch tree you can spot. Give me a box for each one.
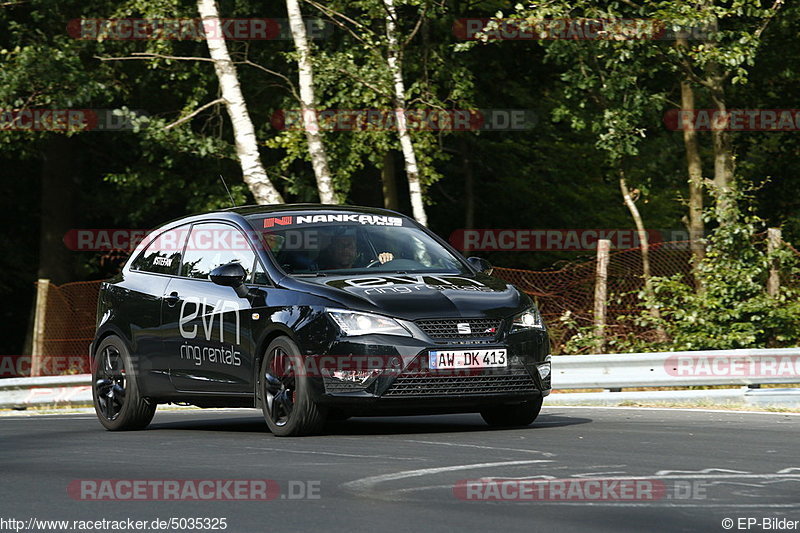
[383,0,428,226]
[197,0,284,205]
[286,0,337,204]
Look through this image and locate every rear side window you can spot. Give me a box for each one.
[130,226,189,275]
[181,222,257,280]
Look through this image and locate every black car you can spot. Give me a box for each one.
[91,204,551,436]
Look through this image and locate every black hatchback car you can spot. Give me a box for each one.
[91,205,551,436]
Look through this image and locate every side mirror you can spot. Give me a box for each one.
[467,256,493,275]
[210,262,249,298]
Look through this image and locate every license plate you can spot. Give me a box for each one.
[429,349,507,370]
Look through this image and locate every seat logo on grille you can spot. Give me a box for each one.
[457,323,472,334]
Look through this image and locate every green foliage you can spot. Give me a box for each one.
[2,0,800,357]
[557,310,603,355]
[267,0,477,203]
[618,190,800,351]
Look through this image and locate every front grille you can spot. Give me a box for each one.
[383,369,537,397]
[416,318,502,340]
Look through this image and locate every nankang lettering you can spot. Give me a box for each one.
[294,214,403,226]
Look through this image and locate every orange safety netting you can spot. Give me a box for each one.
[494,242,694,352]
[33,279,100,376]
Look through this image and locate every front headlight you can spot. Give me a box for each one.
[327,309,411,337]
[511,307,545,331]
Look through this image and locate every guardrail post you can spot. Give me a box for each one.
[31,279,50,377]
[593,239,611,353]
[767,227,781,297]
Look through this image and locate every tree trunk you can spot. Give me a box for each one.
[593,239,611,353]
[766,227,781,297]
[676,37,705,276]
[38,135,78,285]
[286,0,336,204]
[462,139,475,230]
[706,63,736,225]
[197,0,283,205]
[381,151,399,210]
[619,170,667,342]
[383,0,428,226]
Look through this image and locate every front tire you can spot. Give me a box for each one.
[92,336,156,431]
[480,396,543,427]
[260,337,326,437]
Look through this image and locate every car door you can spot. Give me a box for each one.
[123,224,190,393]
[161,221,257,394]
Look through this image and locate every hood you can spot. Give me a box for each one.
[283,272,528,320]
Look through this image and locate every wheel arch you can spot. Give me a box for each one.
[252,325,299,408]
[91,325,132,365]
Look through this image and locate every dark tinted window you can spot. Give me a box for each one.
[130,226,189,275]
[181,222,257,280]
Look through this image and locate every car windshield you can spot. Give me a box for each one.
[245,213,469,275]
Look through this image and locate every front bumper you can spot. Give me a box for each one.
[305,326,551,413]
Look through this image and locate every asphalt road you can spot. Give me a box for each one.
[1,407,798,533]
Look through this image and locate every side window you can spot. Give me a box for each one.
[252,260,271,286]
[130,226,189,275]
[181,222,257,280]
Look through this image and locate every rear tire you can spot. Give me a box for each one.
[92,336,156,431]
[260,337,326,437]
[480,396,543,427]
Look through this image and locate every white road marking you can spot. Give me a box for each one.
[655,468,751,476]
[401,439,555,457]
[569,471,628,477]
[468,503,800,508]
[548,406,800,415]
[372,470,800,504]
[240,446,419,461]
[342,459,553,499]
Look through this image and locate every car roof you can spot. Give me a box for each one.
[150,203,412,235]
[217,203,407,218]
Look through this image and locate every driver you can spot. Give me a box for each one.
[317,234,393,270]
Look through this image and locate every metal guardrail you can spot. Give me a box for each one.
[0,374,92,409]
[1,348,798,409]
[554,347,800,389]
[547,387,800,407]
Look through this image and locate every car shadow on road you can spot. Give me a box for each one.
[147,412,591,436]
[324,413,592,436]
